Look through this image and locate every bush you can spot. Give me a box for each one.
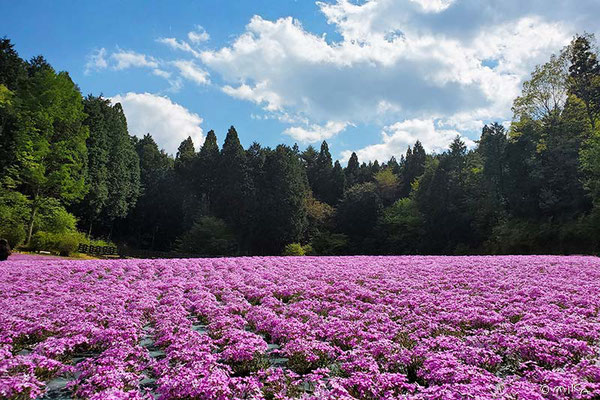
[30,231,86,256]
[282,243,305,256]
[36,203,77,234]
[282,243,313,256]
[0,222,26,249]
[0,189,29,248]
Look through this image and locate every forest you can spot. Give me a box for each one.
[1,34,600,256]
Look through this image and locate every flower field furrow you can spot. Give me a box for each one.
[1,256,600,399]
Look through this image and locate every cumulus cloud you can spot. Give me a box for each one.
[188,26,210,44]
[84,48,108,74]
[172,60,210,85]
[110,92,204,154]
[222,82,283,111]
[193,0,600,157]
[111,50,159,70]
[284,121,349,143]
[96,0,600,159]
[198,11,570,129]
[341,119,475,162]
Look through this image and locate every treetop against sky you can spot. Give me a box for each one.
[2,0,600,160]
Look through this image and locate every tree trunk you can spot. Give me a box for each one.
[26,203,38,245]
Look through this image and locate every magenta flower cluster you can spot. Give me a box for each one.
[1,255,600,399]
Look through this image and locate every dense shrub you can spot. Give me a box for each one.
[30,231,86,256]
[0,221,26,248]
[35,202,77,234]
[282,243,313,256]
[0,189,29,247]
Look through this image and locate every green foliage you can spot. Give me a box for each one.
[568,33,600,128]
[2,35,600,256]
[30,231,85,256]
[254,145,308,254]
[0,38,26,91]
[399,141,426,198]
[0,188,29,247]
[377,198,423,254]
[485,218,599,254]
[345,152,360,187]
[215,126,253,243]
[512,50,570,121]
[337,183,383,250]
[282,243,312,256]
[177,216,237,256]
[36,202,77,234]
[311,232,348,255]
[374,167,399,205]
[5,59,89,243]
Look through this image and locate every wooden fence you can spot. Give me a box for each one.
[77,244,119,257]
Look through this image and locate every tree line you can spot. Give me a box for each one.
[1,34,600,256]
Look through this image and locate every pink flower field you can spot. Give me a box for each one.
[1,256,600,400]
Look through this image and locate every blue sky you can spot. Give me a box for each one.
[2,0,599,162]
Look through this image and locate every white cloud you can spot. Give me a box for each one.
[111,50,159,70]
[157,37,201,58]
[95,0,600,160]
[194,1,592,158]
[152,69,171,79]
[222,82,283,111]
[341,118,474,162]
[84,48,108,74]
[188,26,210,44]
[199,11,571,129]
[110,92,204,154]
[172,60,210,85]
[284,121,349,143]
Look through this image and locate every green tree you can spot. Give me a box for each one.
[0,38,26,91]
[254,145,308,254]
[374,167,399,206]
[336,182,383,252]
[399,141,426,197]
[478,123,508,205]
[177,216,237,256]
[0,84,17,176]
[9,60,88,243]
[568,34,600,128]
[125,134,175,249]
[313,141,336,204]
[216,126,253,247]
[345,152,360,187]
[196,130,220,212]
[77,96,140,237]
[377,198,423,254]
[330,160,346,205]
[414,138,474,253]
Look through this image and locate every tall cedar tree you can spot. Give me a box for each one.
[216,126,253,247]
[196,130,220,213]
[399,141,426,197]
[78,97,140,237]
[345,152,360,187]
[313,141,334,204]
[569,34,600,128]
[174,136,197,232]
[254,145,308,254]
